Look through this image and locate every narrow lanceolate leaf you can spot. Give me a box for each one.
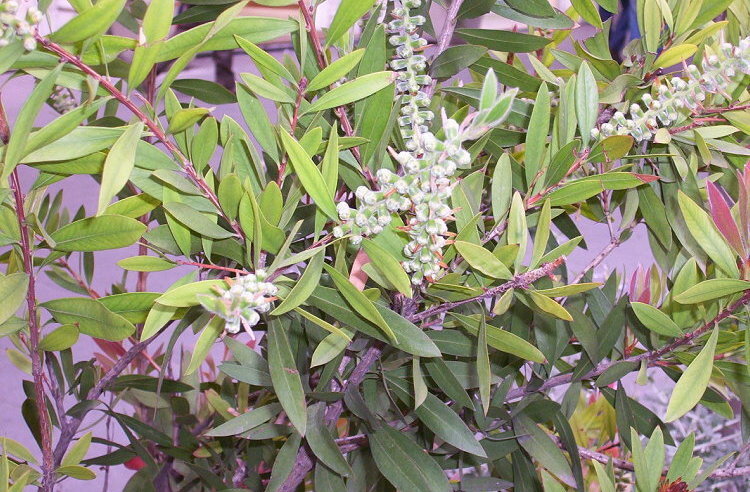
[530,200,551,268]
[677,191,740,277]
[3,66,61,180]
[369,426,452,492]
[526,291,573,321]
[41,298,135,341]
[513,413,576,487]
[673,279,750,304]
[571,0,603,29]
[507,192,527,269]
[186,316,223,375]
[664,327,719,422]
[163,202,234,239]
[240,73,296,103]
[477,316,491,415]
[306,402,352,476]
[235,35,295,82]
[206,403,281,437]
[325,0,378,47]
[525,81,550,184]
[412,357,428,409]
[307,49,365,92]
[304,71,395,114]
[268,320,307,435]
[575,61,598,144]
[454,241,512,279]
[272,252,324,315]
[97,124,142,215]
[279,130,338,220]
[457,29,551,53]
[706,180,744,255]
[294,307,352,341]
[0,273,28,326]
[631,302,683,337]
[50,216,147,252]
[362,239,412,297]
[654,44,698,68]
[50,0,126,43]
[322,264,396,343]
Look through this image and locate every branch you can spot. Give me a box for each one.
[411,257,565,323]
[424,0,465,99]
[570,221,637,285]
[52,334,164,465]
[32,33,244,240]
[10,169,55,492]
[504,290,750,402]
[277,343,383,492]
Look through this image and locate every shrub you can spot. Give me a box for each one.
[1,0,750,490]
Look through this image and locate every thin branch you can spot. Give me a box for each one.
[32,32,245,240]
[570,221,637,285]
[504,290,750,402]
[411,257,565,323]
[52,334,164,465]
[175,260,249,275]
[424,0,465,99]
[10,170,55,491]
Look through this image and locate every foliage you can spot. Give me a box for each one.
[1,0,750,490]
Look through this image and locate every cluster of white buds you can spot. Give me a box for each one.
[0,1,42,51]
[197,271,277,336]
[334,0,516,285]
[595,37,750,142]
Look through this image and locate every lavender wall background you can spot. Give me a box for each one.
[0,2,661,489]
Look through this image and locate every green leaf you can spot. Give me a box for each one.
[308,49,366,91]
[39,325,79,351]
[571,0,603,29]
[308,286,440,357]
[294,307,352,342]
[279,130,338,220]
[677,191,740,278]
[592,461,617,492]
[164,202,234,239]
[3,66,61,180]
[654,44,697,68]
[306,402,352,476]
[362,239,413,297]
[50,215,146,252]
[505,0,556,17]
[491,153,513,221]
[424,358,473,409]
[156,280,225,307]
[41,298,135,341]
[531,200,551,268]
[631,302,683,337]
[326,0,378,47]
[525,82,551,184]
[167,108,210,134]
[673,279,750,304]
[272,252,325,315]
[457,29,552,53]
[268,320,307,435]
[186,316,223,375]
[172,79,237,105]
[117,256,176,272]
[323,264,396,343]
[0,273,28,326]
[240,73,295,103]
[50,0,126,43]
[575,61,598,144]
[664,327,719,422]
[61,432,92,467]
[454,314,546,363]
[56,465,95,480]
[97,124,142,215]
[369,426,452,492]
[513,413,575,487]
[305,71,395,114]
[206,403,281,437]
[235,35,295,82]
[507,192,527,269]
[526,291,573,321]
[477,316,491,415]
[430,45,488,79]
[454,241,512,279]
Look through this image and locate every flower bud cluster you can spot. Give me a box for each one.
[198,271,277,336]
[595,37,750,141]
[0,1,42,51]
